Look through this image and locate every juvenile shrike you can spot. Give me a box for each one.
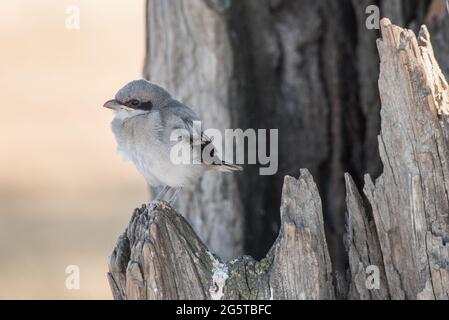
[104,79,241,206]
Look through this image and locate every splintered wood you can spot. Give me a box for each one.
[108,19,449,300]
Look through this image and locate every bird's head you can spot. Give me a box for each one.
[103,79,172,114]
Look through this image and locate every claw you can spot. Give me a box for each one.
[167,188,181,205]
[147,200,170,212]
[147,200,163,212]
[159,201,170,210]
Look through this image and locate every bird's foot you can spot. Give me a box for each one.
[167,188,181,205]
[147,200,162,212]
[147,200,170,212]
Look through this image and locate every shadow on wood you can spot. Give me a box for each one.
[108,19,449,300]
[345,19,449,300]
[108,169,334,300]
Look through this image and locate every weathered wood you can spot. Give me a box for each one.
[108,170,334,300]
[144,0,244,261]
[345,19,449,300]
[142,0,449,271]
[109,18,449,300]
[344,174,389,300]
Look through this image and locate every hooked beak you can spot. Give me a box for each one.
[103,99,133,111]
[103,99,122,110]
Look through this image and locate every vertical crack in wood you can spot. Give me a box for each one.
[345,18,449,300]
[108,170,335,300]
[109,7,449,300]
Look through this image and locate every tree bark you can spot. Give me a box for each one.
[142,0,449,273]
[108,170,334,300]
[345,19,449,300]
[109,19,449,300]
[144,0,244,261]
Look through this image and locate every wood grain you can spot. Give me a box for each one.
[109,5,449,300]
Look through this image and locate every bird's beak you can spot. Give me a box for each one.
[103,99,135,111]
[103,99,123,110]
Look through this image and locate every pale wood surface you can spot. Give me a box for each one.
[108,12,449,300]
[108,170,334,299]
[345,19,449,300]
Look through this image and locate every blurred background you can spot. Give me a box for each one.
[0,0,147,299]
[2,0,449,300]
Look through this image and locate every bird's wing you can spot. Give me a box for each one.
[160,101,243,171]
[160,101,220,164]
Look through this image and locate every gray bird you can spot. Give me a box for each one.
[103,79,241,206]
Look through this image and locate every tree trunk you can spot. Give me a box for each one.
[108,170,334,299]
[142,0,449,272]
[109,18,449,300]
[143,0,245,261]
[345,19,449,300]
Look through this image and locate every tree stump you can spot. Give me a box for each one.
[108,170,334,300]
[345,19,449,300]
[108,19,449,300]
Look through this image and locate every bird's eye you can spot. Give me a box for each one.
[130,99,140,106]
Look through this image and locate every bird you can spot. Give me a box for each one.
[103,79,242,207]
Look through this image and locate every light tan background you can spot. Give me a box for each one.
[0,0,147,299]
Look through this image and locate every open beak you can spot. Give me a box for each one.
[103,99,134,111]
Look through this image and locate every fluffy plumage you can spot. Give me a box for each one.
[105,79,241,191]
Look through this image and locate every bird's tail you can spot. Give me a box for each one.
[215,162,243,172]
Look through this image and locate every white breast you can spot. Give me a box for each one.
[111,110,204,188]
